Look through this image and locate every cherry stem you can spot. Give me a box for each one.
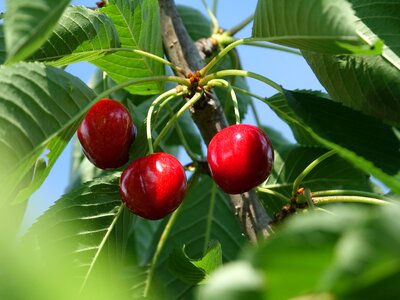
[312,195,392,206]
[201,0,219,34]
[153,92,203,150]
[200,69,283,93]
[146,88,187,154]
[203,183,217,255]
[232,86,265,128]
[143,172,201,298]
[256,187,290,203]
[312,189,392,201]
[291,150,336,196]
[205,79,241,124]
[226,14,254,36]
[212,0,218,16]
[167,105,203,162]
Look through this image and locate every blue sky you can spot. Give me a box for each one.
[1,0,324,229]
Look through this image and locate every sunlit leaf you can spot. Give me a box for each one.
[252,0,376,54]
[5,0,70,64]
[30,6,120,66]
[0,62,95,205]
[93,0,164,95]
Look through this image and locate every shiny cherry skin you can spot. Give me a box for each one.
[77,98,136,169]
[207,124,274,194]
[119,153,187,220]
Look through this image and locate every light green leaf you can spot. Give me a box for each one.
[25,173,125,292]
[249,205,400,299]
[29,6,120,66]
[168,241,222,284]
[252,0,376,54]
[93,0,164,95]
[0,62,95,205]
[302,0,400,124]
[267,90,400,193]
[4,0,70,64]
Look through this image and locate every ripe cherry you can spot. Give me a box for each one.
[77,98,136,169]
[207,124,274,194]
[119,153,187,220]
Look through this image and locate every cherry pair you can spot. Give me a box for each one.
[77,98,186,220]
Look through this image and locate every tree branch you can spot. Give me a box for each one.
[158,0,273,242]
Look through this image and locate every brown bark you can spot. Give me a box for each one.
[158,0,273,242]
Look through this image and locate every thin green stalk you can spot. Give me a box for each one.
[206,79,240,124]
[153,92,203,149]
[313,196,391,206]
[212,0,218,16]
[250,100,262,128]
[200,69,283,93]
[312,189,391,201]
[143,172,201,297]
[203,183,217,255]
[256,187,290,203]
[201,0,219,34]
[143,204,183,297]
[291,150,336,196]
[146,88,184,154]
[226,14,254,36]
[167,105,202,161]
[244,42,302,56]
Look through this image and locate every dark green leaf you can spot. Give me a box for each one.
[29,6,120,65]
[261,145,373,215]
[0,25,5,64]
[177,5,211,41]
[5,0,70,64]
[168,241,222,284]
[93,0,164,95]
[267,90,400,193]
[138,175,245,299]
[302,0,400,124]
[0,62,95,205]
[252,0,376,54]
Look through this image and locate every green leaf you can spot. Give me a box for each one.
[0,25,5,64]
[252,0,377,54]
[4,0,70,64]
[168,241,222,284]
[25,173,125,291]
[139,175,245,299]
[0,62,96,205]
[29,6,120,66]
[177,5,212,41]
[260,145,374,215]
[249,205,400,299]
[302,0,400,124]
[196,261,265,300]
[93,0,164,95]
[267,90,400,193]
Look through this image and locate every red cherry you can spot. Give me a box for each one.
[119,153,187,220]
[77,98,136,169]
[207,124,274,194]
